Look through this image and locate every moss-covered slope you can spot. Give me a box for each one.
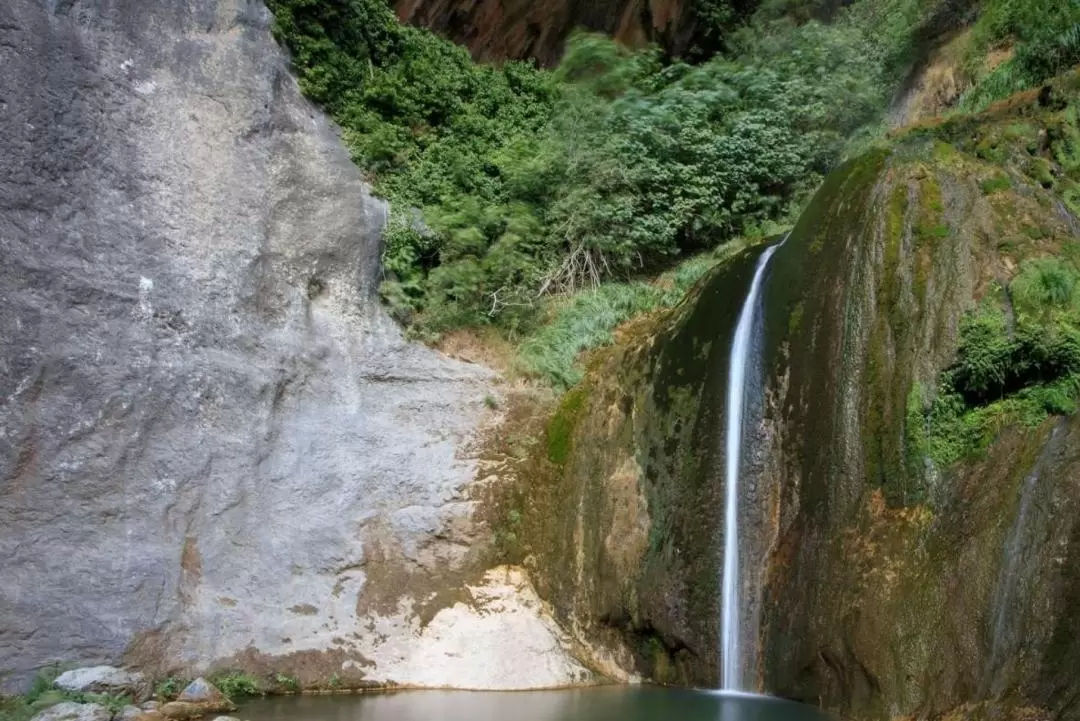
[759,72,1080,719]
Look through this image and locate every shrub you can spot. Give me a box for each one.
[267,0,923,338]
[273,674,300,693]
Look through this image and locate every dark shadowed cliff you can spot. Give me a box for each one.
[394,0,741,65]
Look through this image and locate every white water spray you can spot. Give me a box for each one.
[720,242,782,691]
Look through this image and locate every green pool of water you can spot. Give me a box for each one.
[239,687,830,721]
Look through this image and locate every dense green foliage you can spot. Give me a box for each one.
[925,258,1080,466]
[961,0,1080,109]
[268,0,926,339]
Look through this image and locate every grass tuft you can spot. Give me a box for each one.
[210,672,262,700]
[273,674,300,694]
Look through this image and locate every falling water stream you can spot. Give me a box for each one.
[720,242,783,691]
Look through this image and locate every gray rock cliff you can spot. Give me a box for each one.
[0,0,586,693]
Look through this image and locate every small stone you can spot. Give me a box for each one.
[29,702,113,721]
[177,679,227,708]
[210,717,241,721]
[140,703,160,712]
[159,703,202,720]
[158,678,235,719]
[54,667,147,697]
[116,705,143,721]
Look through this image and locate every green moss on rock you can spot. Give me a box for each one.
[761,72,1080,721]
[546,386,588,465]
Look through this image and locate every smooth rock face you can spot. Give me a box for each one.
[29,703,112,721]
[0,0,584,694]
[54,667,145,696]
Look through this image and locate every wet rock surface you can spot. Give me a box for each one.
[134,713,166,721]
[758,90,1080,719]
[0,0,590,694]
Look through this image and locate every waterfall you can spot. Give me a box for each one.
[982,422,1064,697]
[720,242,782,691]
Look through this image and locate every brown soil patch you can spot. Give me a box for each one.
[435,327,518,376]
[213,647,382,691]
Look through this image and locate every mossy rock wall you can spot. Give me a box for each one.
[758,74,1080,720]
[510,247,770,687]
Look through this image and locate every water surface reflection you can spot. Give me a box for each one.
[241,686,830,721]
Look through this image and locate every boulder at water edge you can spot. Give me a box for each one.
[29,702,112,721]
[176,678,232,710]
[54,667,147,699]
[116,706,144,721]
